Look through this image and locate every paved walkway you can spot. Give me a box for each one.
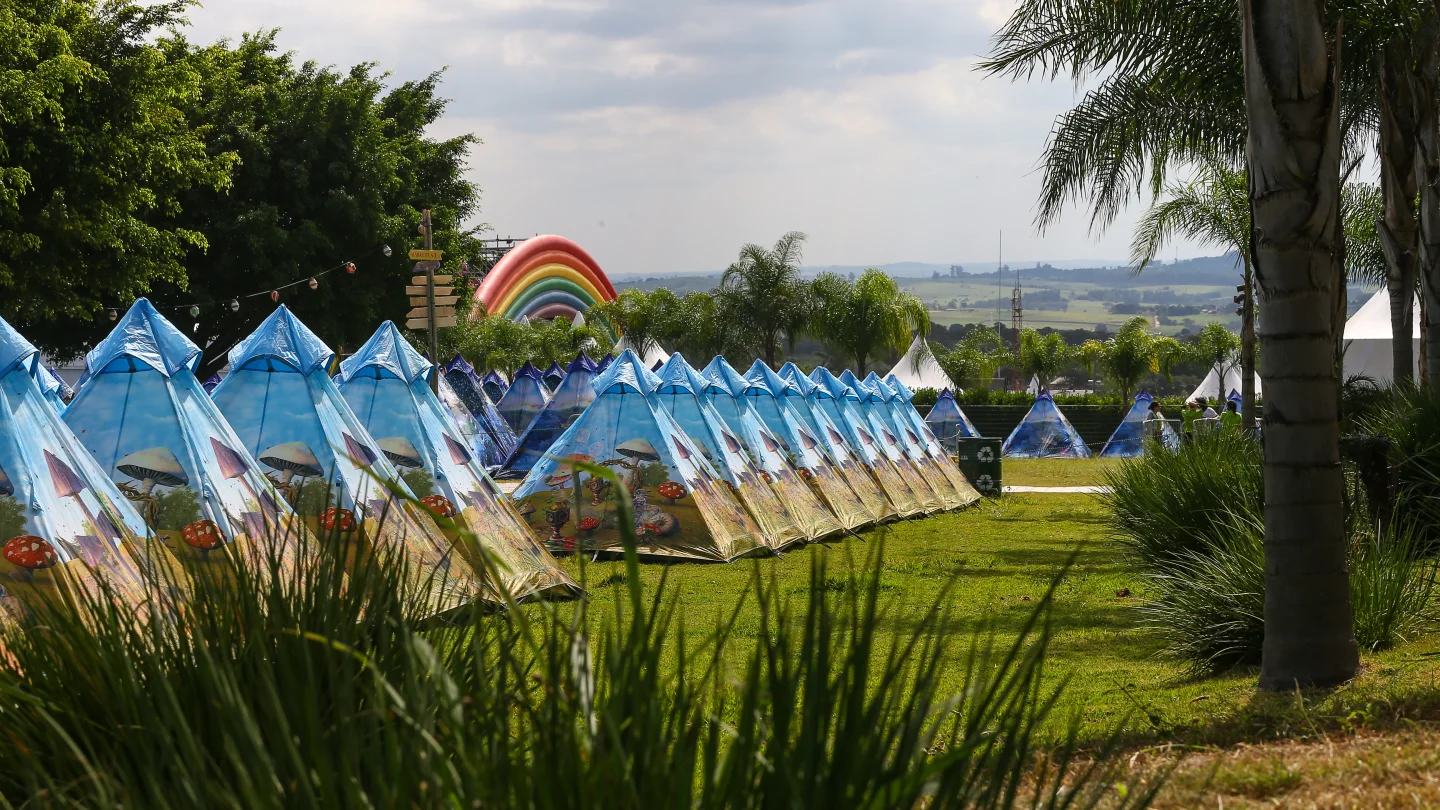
[1002,485,1109,494]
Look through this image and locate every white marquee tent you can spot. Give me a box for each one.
[1188,361,1262,403]
[885,336,952,391]
[1343,287,1419,385]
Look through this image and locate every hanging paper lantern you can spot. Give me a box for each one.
[345,262,356,275]
[107,309,118,322]
[270,291,279,302]
[382,245,392,257]
[189,305,200,318]
[229,298,240,312]
[308,277,319,291]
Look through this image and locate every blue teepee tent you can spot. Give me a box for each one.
[501,353,599,477]
[495,362,551,433]
[742,361,874,531]
[480,369,508,403]
[840,371,947,512]
[653,354,808,550]
[511,351,768,561]
[700,357,843,542]
[64,300,313,580]
[923,388,980,448]
[336,323,580,601]
[873,374,981,508]
[443,355,517,468]
[1002,392,1093,458]
[0,315,186,624]
[34,363,72,414]
[806,368,927,517]
[212,307,492,614]
[1099,391,1179,458]
[541,361,567,390]
[596,353,614,373]
[776,363,898,523]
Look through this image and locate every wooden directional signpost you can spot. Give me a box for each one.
[406,210,450,393]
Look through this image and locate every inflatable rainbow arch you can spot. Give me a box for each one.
[473,235,617,325]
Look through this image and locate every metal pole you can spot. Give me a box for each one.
[424,209,439,395]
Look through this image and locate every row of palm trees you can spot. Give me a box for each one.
[983,0,1410,688]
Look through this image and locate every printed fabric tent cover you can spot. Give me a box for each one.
[0,315,187,625]
[213,307,491,615]
[495,362,551,433]
[442,355,517,469]
[701,357,844,542]
[876,374,981,508]
[35,364,72,414]
[480,370,509,403]
[776,363,897,523]
[1001,391,1092,458]
[839,370,947,512]
[885,335,952,392]
[1099,391,1180,458]
[337,323,579,601]
[64,299,312,580]
[541,361,567,390]
[742,361,874,531]
[436,372,511,471]
[511,351,768,561]
[806,367,927,517]
[502,353,599,477]
[653,354,808,550]
[857,371,970,510]
[922,388,981,446]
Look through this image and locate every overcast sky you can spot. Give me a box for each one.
[182,0,1216,276]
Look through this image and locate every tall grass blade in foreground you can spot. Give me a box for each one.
[0,464,1158,808]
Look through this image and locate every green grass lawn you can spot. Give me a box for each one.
[552,493,1440,748]
[1003,457,1125,487]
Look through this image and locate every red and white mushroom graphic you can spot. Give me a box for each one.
[180,520,224,552]
[656,481,687,504]
[320,507,357,533]
[420,495,456,518]
[4,536,58,580]
[577,516,600,535]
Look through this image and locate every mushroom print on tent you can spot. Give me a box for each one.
[742,361,873,532]
[211,307,493,616]
[541,361,567,390]
[480,370,509,403]
[63,300,311,581]
[501,353,599,478]
[838,370,947,513]
[443,355,517,468]
[1099,391,1180,458]
[777,363,898,523]
[337,322,579,602]
[652,355,809,550]
[871,374,981,508]
[0,315,187,626]
[511,351,767,561]
[1001,391,1093,458]
[807,368,928,517]
[495,362,551,433]
[700,357,844,542]
[921,388,981,451]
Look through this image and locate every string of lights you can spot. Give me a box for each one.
[106,244,396,322]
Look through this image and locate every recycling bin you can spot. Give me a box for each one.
[955,437,1003,498]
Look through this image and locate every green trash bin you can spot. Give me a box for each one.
[955,437,1003,497]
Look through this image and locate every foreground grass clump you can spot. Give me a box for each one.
[0,480,1156,809]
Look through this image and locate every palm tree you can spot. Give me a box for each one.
[1189,323,1241,400]
[1131,162,1257,419]
[1077,339,1106,393]
[1101,318,1154,407]
[720,232,813,367]
[1015,329,1070,389]
[1243,0,1357,689]
[1152,335,1187,386]
[936,326,1009,391]
[587,288,685,358]
[809,269,929,373]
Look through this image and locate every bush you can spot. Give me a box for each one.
[1359,386,1440,544]
[0,469,1156,809]
[1099,431,1264,570]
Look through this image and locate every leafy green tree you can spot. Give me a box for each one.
[1101,318,1155,406]
[1014,329,1069,387]
[809,269,929,373]
[1078,339,1107,391]
[1152,336,1186,385]
[0,0,233,358]
[720,232,813,367]
[936,327,1009,391]
[670,291,744,361]
[587,288,686,358]
[526,316,607,368]
[1189,324,1240,396]
[147,32,482,376]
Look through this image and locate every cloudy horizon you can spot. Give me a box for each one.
[182,0,1225,277]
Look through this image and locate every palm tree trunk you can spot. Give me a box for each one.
[1415,26,1440,391]
[1379,42,1419,388]
[1242,0,1358,690]
[1241,257,1257,429]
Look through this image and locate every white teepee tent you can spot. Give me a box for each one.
[1187,359,1262,402]
[1342,287,1419,385]
[613,335,669,369]
[885,336,952,391]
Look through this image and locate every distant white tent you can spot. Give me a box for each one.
[1026,375,1041,396]
[885,336,952,392]
[1343,287,1419,385]
[1188,358,1262,403]
[613,335,669,369]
